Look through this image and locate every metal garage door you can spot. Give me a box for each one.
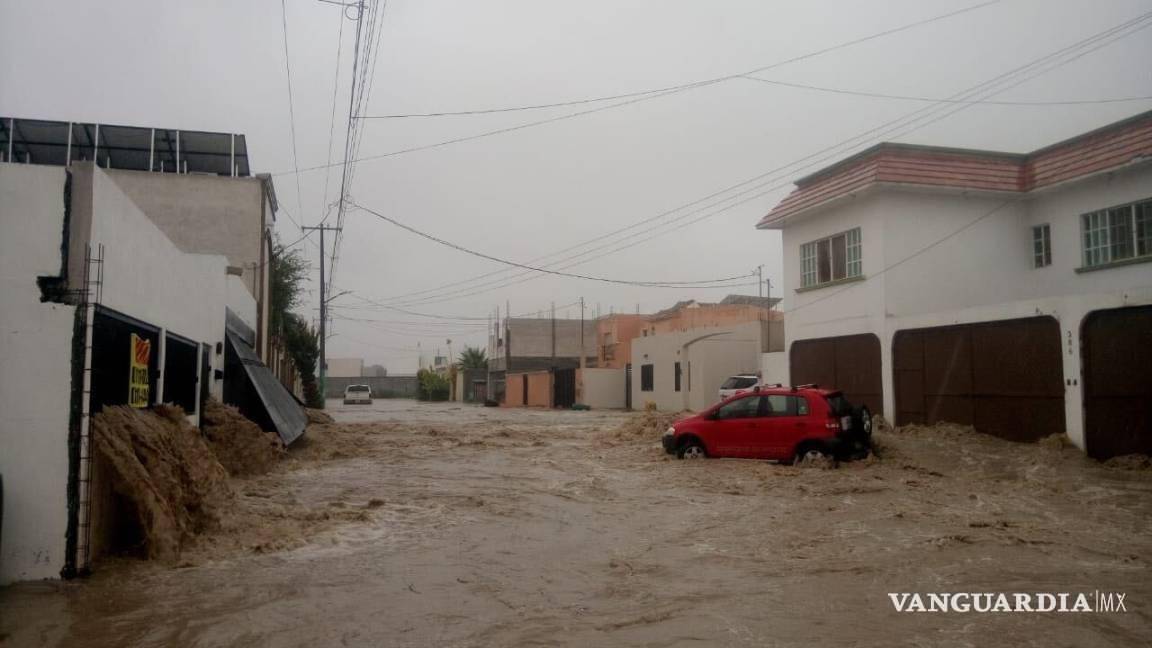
[790,334,883,415]
[1082,306,1152,459]
[893,316,1064,441]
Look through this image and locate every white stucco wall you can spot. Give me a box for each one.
[631,321,765,412]
[579,368,626,409]
[760,351,789,386]
[0,163,77,584]
[83,166,228,405]
[227,274,258,331]
[775,162,1152,449]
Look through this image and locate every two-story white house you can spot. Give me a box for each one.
[757,110,1152,459]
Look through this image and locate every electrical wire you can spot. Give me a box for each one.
[347,9,1152,311]
[279,0,306,234]
[738,75,1152,106]
[347,200,760,287]
[274,0,1002,178]
[353,1,1001,120]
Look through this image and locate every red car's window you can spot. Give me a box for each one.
[764,394,808,416]
[716,395,762,419]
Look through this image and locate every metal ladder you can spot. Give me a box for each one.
[75,243,103,573]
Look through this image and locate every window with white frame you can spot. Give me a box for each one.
[800,227,862,288]
[1081,198,1152,268]
[1032,224,1051,268]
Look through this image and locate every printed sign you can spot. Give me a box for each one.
[129,333,151,408]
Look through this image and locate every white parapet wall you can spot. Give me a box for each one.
[579,368,627,409]
[0,164,78,584]
[760,352,789,387]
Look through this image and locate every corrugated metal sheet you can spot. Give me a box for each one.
[224,330,306,446]
[1082,306,1152,459]
[893,317,1065,442]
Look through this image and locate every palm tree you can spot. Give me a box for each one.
[457,346,488,370]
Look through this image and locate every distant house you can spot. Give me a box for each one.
[757,110,1152,459]
[629,296,783,412]
[488,316,596,407]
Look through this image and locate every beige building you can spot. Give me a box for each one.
[326,357,365,378]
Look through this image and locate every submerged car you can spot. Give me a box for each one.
[717,374,762,401]
[343,384,373,404]
[663,384,872,463]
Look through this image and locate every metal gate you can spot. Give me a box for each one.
[790,334,883,415]
[553,368,576,409]
[893,316,1064,441]
[1082,306,1152,459]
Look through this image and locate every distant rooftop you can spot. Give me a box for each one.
[0,117,251,176]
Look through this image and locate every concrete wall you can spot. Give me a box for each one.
[631,321,765,412]
[75,164,228,407]
[226,275,257,330]
[0,163,78,584]
[490,318,596,371]
[578,368,627,409]
[326,357,364,378]
[325,375,417,398]
[760,351,789,386]
[776,162,1152,449]
[104,168,272,362]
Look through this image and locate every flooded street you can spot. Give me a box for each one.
[2,400,1151,647]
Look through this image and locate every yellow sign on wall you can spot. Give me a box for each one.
[129,333,151,408]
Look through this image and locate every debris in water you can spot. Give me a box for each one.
[202,399,285,476]
[90,405,231,562]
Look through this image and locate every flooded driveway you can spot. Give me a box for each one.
[1,400,1150,647]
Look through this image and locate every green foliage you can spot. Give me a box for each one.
[457,346,488,370]
[270,236,310,337]
[417,368,451,402]
[283,313,323,408]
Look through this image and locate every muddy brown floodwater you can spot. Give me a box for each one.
[2,400,1151,647]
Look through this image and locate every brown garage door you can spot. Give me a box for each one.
[1082,306,1152,459]
[790,334,883,415]
[893,316,1064,441]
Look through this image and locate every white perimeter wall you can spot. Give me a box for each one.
[579,368,626,409]
[87,166,229,404]
[631,321,763,412]
[0,164,77,584]
[777,163,1152,448]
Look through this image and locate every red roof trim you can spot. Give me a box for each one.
[758,110,1152,228]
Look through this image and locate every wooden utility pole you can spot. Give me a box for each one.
[302,224,341,405]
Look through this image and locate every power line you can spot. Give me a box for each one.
[273,0,1002,178]
[319,4,347,225]
[279,0,306,233]
[739,75,1152,106]
[347,200,758,287]
[354,9,1152,310]
[352,1,1001,120]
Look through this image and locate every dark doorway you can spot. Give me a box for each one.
[1082,306,1152,459]
[162,332,198,414]
[893,316,1064,441]
[554,368,576,409]
[90,307,160,413]
[790,333,883,415]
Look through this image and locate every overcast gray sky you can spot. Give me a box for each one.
[3,0,1150,372]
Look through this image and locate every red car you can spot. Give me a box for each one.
[661,385,872,463]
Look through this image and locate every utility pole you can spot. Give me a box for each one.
[302,224,341,406]
[580,297,586,370]
[756,265,764,298]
